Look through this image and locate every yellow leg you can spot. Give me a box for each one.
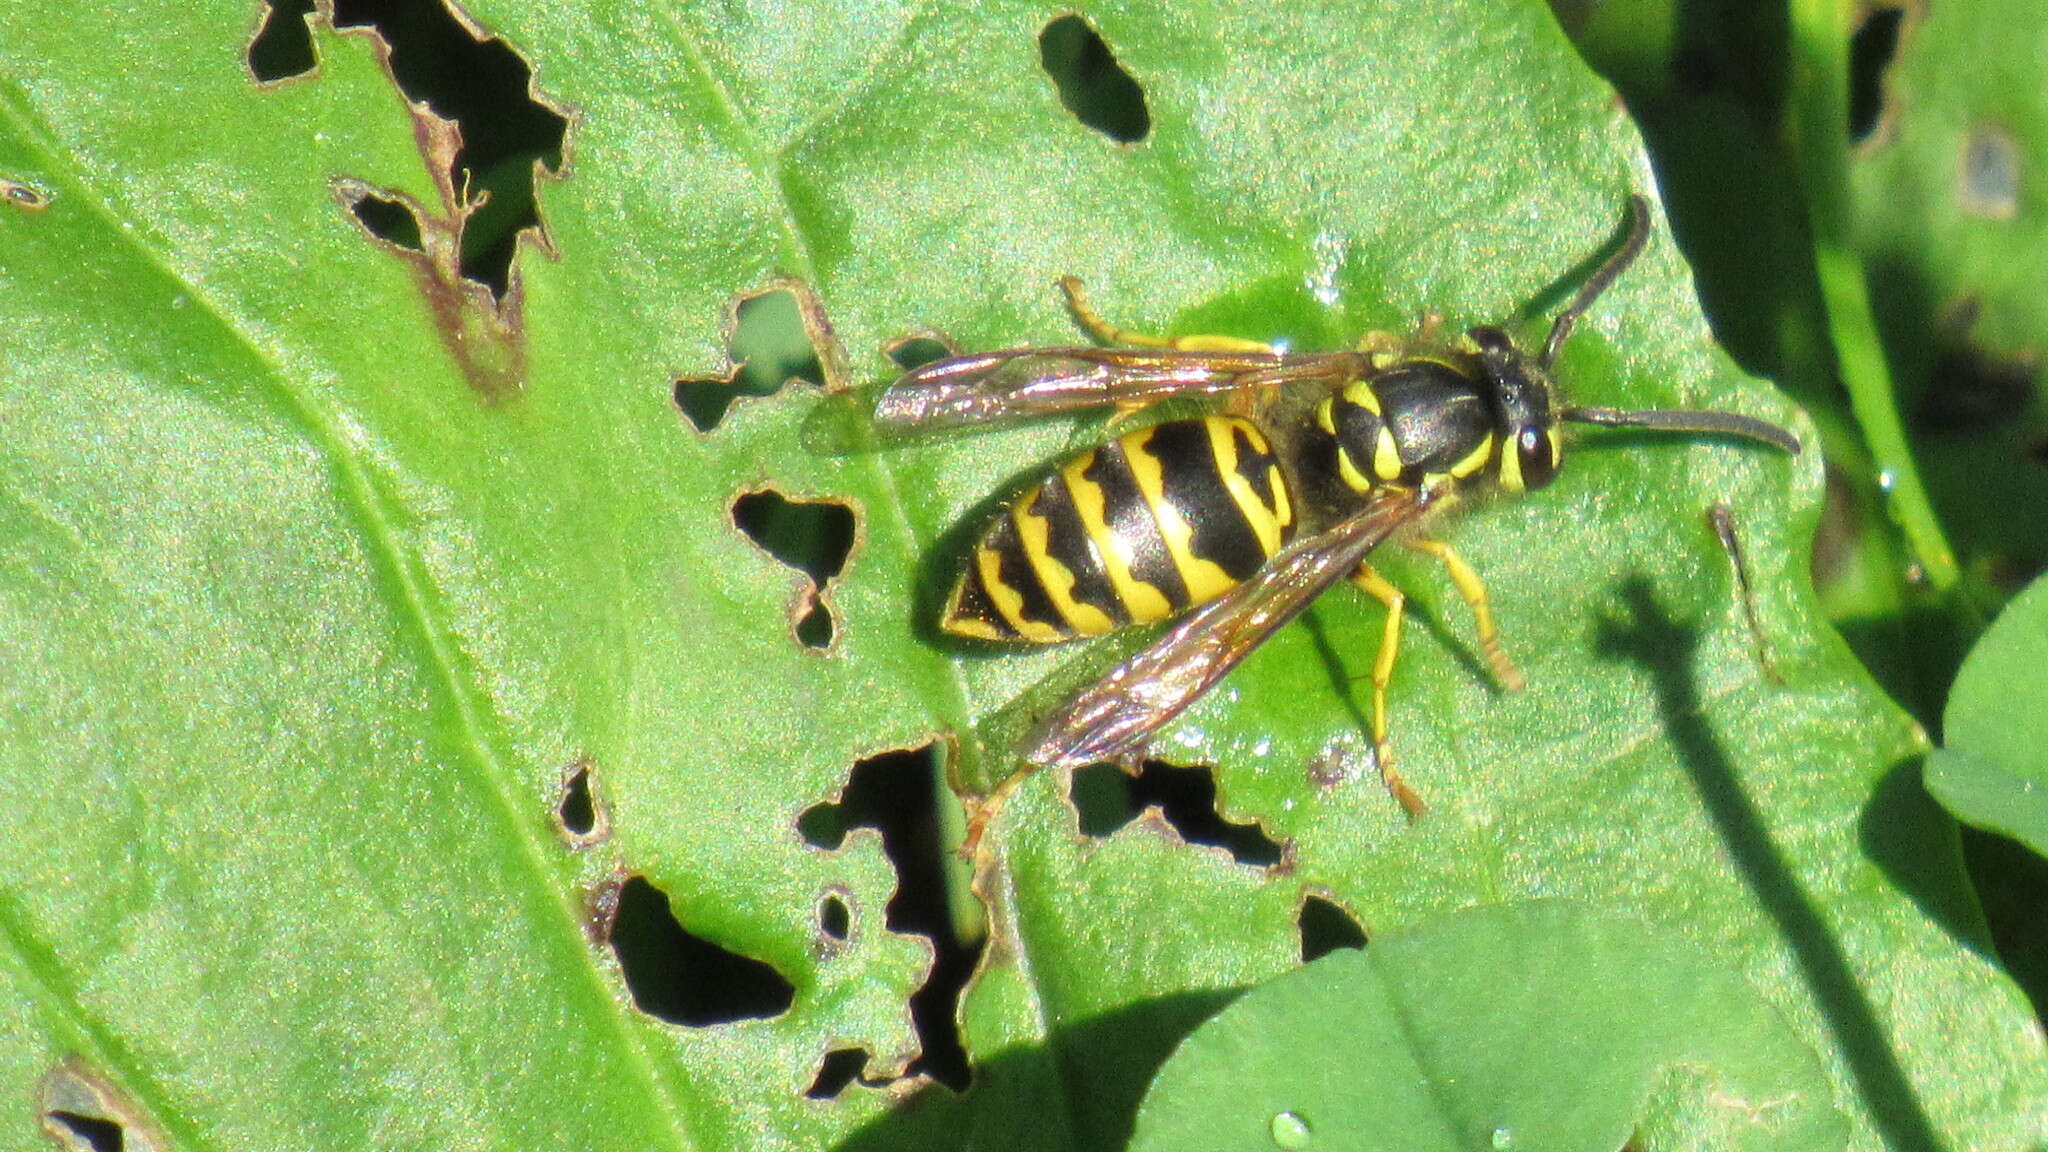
[1349,563,1426,818]
[1354,312,1444,366]
[1059,275,1275,353]
[1406,539,1526,693]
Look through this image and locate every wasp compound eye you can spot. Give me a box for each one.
[1516,425,1559,490]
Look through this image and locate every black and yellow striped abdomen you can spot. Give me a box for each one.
[944,416,1296,643]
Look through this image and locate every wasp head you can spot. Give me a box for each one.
[1469,325,1561,492]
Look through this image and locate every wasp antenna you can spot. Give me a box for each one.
[1541,195,1653,370]
[1561,406,1802,454]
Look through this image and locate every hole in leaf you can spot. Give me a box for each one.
[819,893,850,940]
[1848,6,1904,141]
[1071,761,1285,867]
[38,1063,161,1152]
[676,289,827,432]
[732,489,857,649]
[673,375,742,433]
[286,0,569,297]
[555,761,602,843]
[248,0,318,82]
[799,745,981,1090]
[733,290,827,391]
[1297,893,1368,962]
[1038,14,1150,143]
[609,875,795,1026]
[1,179,49,211]
[45,1113,124,1152]
[887,335,955,371]
[807,1047,875,1099]
[348,191,425,252]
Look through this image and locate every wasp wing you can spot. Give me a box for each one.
[875,347,1365,432]
[1019,485,1439,770]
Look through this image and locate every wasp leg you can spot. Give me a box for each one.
[959,761,1035,861]
[1355,328,1404,361]
[1349,563,1427,818]
[1405,538,1527,693]
[1059,275,1275,353]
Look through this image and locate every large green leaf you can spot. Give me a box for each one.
[1131,903,1846,1152]
[0,3,2041,1152]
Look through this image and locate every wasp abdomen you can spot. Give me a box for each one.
[944,416,1295,643]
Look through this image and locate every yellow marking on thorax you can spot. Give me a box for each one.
[1373,426,1405,482]
[1344,372,1404,482]
[1449,432,1496,479]
[1012,498,1117,635]
[1340,380,1383,414]
[1060,450,1176,621]
[1204,417,1287,556]
[1319,392,1376,493]
[974,546,1065,643]
[1125,426,1238,604]
[1335,443,1375,493]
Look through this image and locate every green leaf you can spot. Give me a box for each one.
[0,2,2042,1151]
[1130,902,1847,1152]
[1926,575,2048,855]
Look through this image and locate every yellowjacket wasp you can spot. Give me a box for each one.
[876,196,1798,824]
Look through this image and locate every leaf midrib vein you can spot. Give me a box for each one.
[0,82,707,1152]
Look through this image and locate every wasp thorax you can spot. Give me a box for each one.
[1468,325,1562,492]
[1312,359,1498,500]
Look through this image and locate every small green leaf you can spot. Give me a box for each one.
[1130,902,1847,1152]
[1926,575,2048,856]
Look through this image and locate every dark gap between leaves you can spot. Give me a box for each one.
[248,0,568,296]
[799,745,980,1091]
[609,875,795,1027]
[819,894,850,940]
[45,1112,125,1152]
[732,489,856,649]
[248,0,317,81]
[557,764,595,837]
[349,191,425,252]
[1917,344,2037,433]
[1848,7,1904,142]
[886,336,954,372]
[1038,14,1150,144]
[1297,894,1368,962]
[1071,761,1285,867]
[677,290,826,432]
[806,1047,874,1099]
